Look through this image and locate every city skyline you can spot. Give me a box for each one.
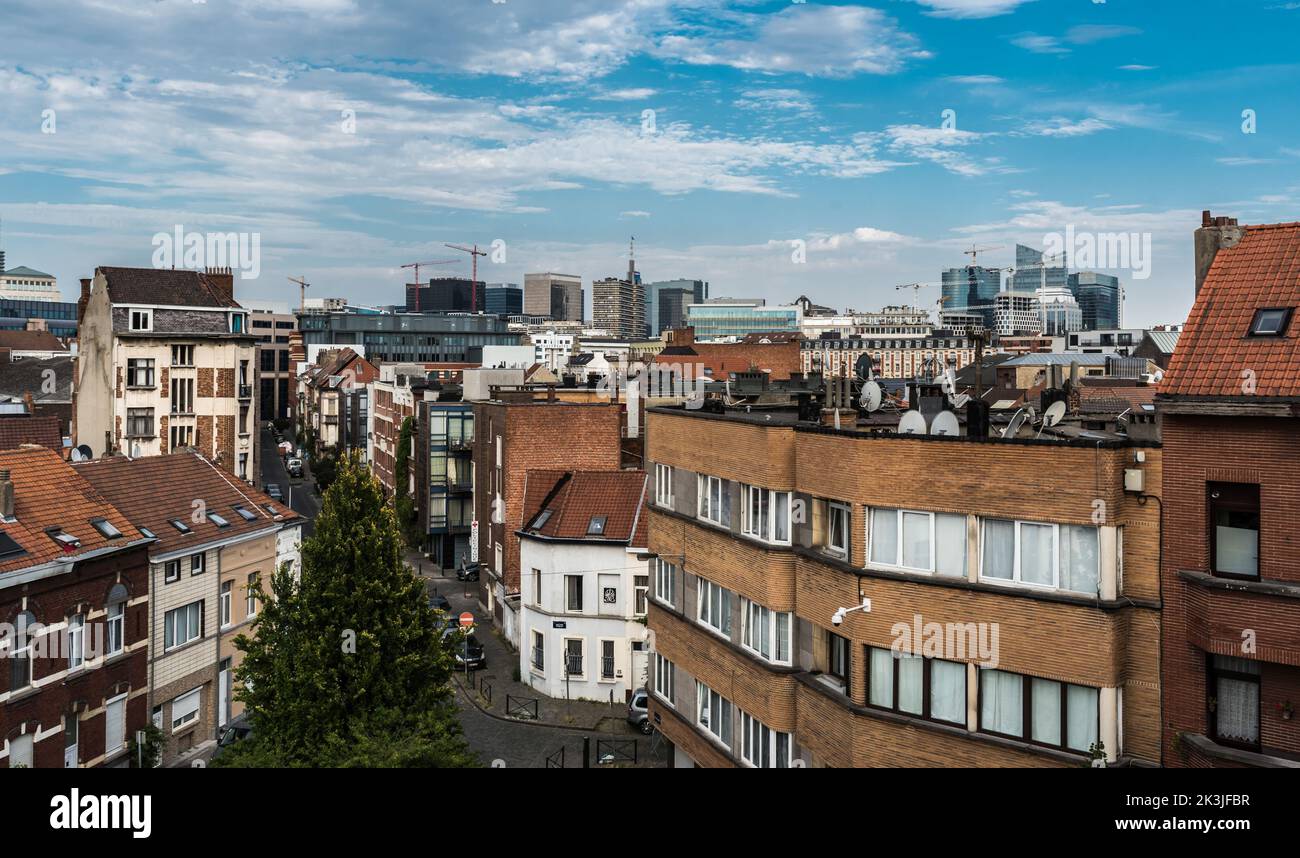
[2,1,1298,326]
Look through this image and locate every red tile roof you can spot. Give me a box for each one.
[0,447,147,576]
[519,470,648,546]
[1161,221,1300,398]
[0,416,63,451]
[75,452,300,557]
[0,330,67,352]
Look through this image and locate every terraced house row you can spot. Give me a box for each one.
[644,408,1163,768]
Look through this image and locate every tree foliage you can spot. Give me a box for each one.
[216,453,476,768]
[394,415,420,546]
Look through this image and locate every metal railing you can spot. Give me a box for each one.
[545,747,565,768]
[596,738,638,765]
[506,695,539,720]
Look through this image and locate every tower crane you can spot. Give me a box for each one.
[288,275,309,313]
[400,259,457,312]
[445,243,488,313]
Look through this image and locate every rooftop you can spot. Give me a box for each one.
[98,266,241,309]
[519,470,648,546]
[1,266,55,279]
[0,329,67,352]
[0,416,63,451]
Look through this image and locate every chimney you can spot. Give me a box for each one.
[204,266,235,305]
[1194,210,1243,296]
[0,469,13,519]
[77,277,92,325]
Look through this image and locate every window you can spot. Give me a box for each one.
[105,695,126,756]
[164,601,203,650]
[564,638,584,677]
[171,377,194,414]
[695,681,733,746]
[233,505,257,522]
[979,668,1099,753]
[9,612,35,693]
[827,501,851,558]
[532,569,542,607]
[655,559,677,607]
[171,688,201,732]
[90,518,122,539]
[740,598,791,664]
[190,553,205,575]
[1248,307,1292,336]
[106,600,125,656]
[220,581,232,627]
[247,573,259,617]
[828,632,851,696]
[67,614,85,670]
[164,559,181,583]
[47,528,80,551]
[697,577,733,637]
[697,474,723,525]
[169,519,190,534]
[531,630,545,672]
[741,711,792,768]
[207,512,230,528]
[129,309,152,331]
[8,733,33,768]
[586,516,607,536]
[655,463,673,507]
[980,518,1099,594]
[866,647,965,725]
[742,485,791,545]
[126,408,154,438]
[600,639,616,680]
[654,653,675,705]
[634,575,649,616]
[126,358,154,387]
[170,424,193,449]
[870,508,967,577]
[564,575,583,612]
[1208,655,1260,750]
[1209,483,1259,580]
[171,344,194,366]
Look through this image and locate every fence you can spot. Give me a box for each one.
[506,694,539,720]
[595,738,638,765]
[478,676,492,706]
[545,747,565,769]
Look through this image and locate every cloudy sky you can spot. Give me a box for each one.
[2,0,1298,326]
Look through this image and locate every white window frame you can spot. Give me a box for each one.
[979,518,1099,593]
[827,501,851,558]
[530,630,545,674]
[67,613,85,670]
[655,559,677,608]
[163,559,180,583]
[220,580,232,628]
[633,575,649,616]
[190,552,205,576]
[106,601,125,657]
[740,711,793,768]
[598,638,617,681]
[532,568,542,608]
[129,308,152,332]
[740,597,792,665]
[562,637,586,679]
[653,653,675,706]
[170,688,201,732]
[246,573,259,617]
[696,577,732,639]
[655,463,674,507]
[695,681,733,748]
[741,485,792,546]
[696,474,723,525]
[164,601,203,651]
[564,574,584,613]
[870,507,968,577]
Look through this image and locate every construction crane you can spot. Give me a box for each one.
[895,282,942,313]
[400,259,457,312]
[288,275,309,313]
[962,244,1004,265]
[445,243,487,313]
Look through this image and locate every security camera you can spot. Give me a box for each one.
[831,608,846,626]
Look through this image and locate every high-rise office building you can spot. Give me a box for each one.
[592,256,645,339]
[405,277,482,314]
[645,278,708,336]
[1037,285,1083,336]
[484,283,523,317]
[940,266,1001,328]
[1069,271,1121,330]
[685,298,802,339]
[992,291,1041,337]
[524,272,584,322]
[1012,243,1069,292]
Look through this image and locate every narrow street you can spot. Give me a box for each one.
[259,425,320,536]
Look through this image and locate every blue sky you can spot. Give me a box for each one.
[1,0,1298,326]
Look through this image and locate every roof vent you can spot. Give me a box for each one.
[0,469,12,520]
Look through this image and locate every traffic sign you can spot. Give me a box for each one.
[459,612,475,629]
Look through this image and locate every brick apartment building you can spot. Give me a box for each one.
[644,406,1163,767]
[1156,212,1300,768]
[472,396,622,645]
[1,447,152,768]
[659,327,803,381]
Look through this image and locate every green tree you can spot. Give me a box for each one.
[217,453,476,768]
[394,416,419,546]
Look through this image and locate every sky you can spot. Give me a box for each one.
[1,0,1298,327]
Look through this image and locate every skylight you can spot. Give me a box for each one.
[207,512,231,528]
[139,526,157,539]
[531,509,553,530]
[587,516,607,536]
[91,518,123,539]
[47,528,81,551]
[170,519,191,534]
[1249,307,1292,337]
[0,530,27,560]
[233,505,258,522]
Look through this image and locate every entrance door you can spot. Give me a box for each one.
[218,658,232,728]
[64,718,78,768]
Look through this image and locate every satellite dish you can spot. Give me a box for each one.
[1001,408,1027,439]
[684,394,705,411]
[930,411,960,436]
[1043,400,1067,427]
[76,444,93,460]
[860,380,882,413]
[854,354,874,381]
[70,447,88,462]
[898,411,927,435]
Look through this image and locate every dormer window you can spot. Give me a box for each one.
[1249,307,1292,337]
[129,309,152,332]
[230,313,247,334]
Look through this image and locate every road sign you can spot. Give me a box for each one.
[470,520,479,562]
[459,612,475,629]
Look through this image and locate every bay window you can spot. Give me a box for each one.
[655,463,674,507]
[979,668,1100,753]
[870,507,967,577]
[980,518,1099,594]
[1209,483,1259,580]
[654,653,675,706]
[696,681,733,747]
[826,501,851,558]
[697,577,733,637]
[741,485,791,545]
[866,647,966,725]
[1208,655,1260,750]
[741,711,792,768]
[740,598,791,664]
[655,559,677,608]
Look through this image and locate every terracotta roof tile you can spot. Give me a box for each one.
[0,416,63,451]
[520,470,647,546]
[1161,221,1300,398]
[0,330,67,352]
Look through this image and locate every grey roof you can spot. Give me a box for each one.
[1002,352,1110,367]
[1145,330,1181,354]
[0,355,74,403]
[1,266,55,279]
[99,266,240,309]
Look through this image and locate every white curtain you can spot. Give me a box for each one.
[1031,678,1061,745]
[902,512,931,570]
[898,655,924,715]
[869,647,894,707]
[935,514,967,577]
[1060,526,1099,594]
[774,493,790,542]
[930,660,966,724]
[981,670,1023,735]
[982,520,1014,580]
[1019,523,1054,585]
[1215,524,1259,576]
[871,508,898,564]
[1066,685,1100,751]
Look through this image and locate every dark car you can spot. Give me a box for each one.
[627,688,653,734]
[213,712,254,760]
[443,627,486,671]
[455,561,480,582]
[265,483,284,501]
[428,593,453,615]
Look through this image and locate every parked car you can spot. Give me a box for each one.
[287,458,304,478]
[213,712,254,760]
[455,561,480,582]
[627,687,653,734]
[265,483,283,501]
[443,627,486,671]
[428,593,452,615]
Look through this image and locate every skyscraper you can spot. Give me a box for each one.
[592,253,645,339]
[645,278,708,336]
[1012,243,1069,292]
[940,266,1001,328]
[1069,271,1121,330]
[524,272,584,322]
[484,282,523,317]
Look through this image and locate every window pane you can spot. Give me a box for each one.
[774,493,790,542]
[1066,685,1100,752]
[935,514,967,577]
[981,670,1024,736]
[930,660,966,724]
[1019,523,1054,585]
[898,655,923,715]
[982,520,1014,580]
[869,648,894,708]
[1031,678,1062,745]
[1059,526,1099,594]
[1215,510,1259,576]
[871,508,897,564]
[902,512,931,570]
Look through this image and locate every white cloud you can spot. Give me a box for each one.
[592,88,658,101]
[734,88,815,114]
[946,75,1006,85]
[909,0,1036,18]
[869,125,1013,177]
[1217,157,1277,166]
[620,210,652,217]
[1011,33,1068,54]
[1065,25,1142,45]
[1021,117,1113,138]
[1119,64,1157,71]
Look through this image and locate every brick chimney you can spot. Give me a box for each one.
[666,326,695,347]
[0,469,12,519]
[1194,210,1243,296]
[77,277,92,324]
[204,266,235,305]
